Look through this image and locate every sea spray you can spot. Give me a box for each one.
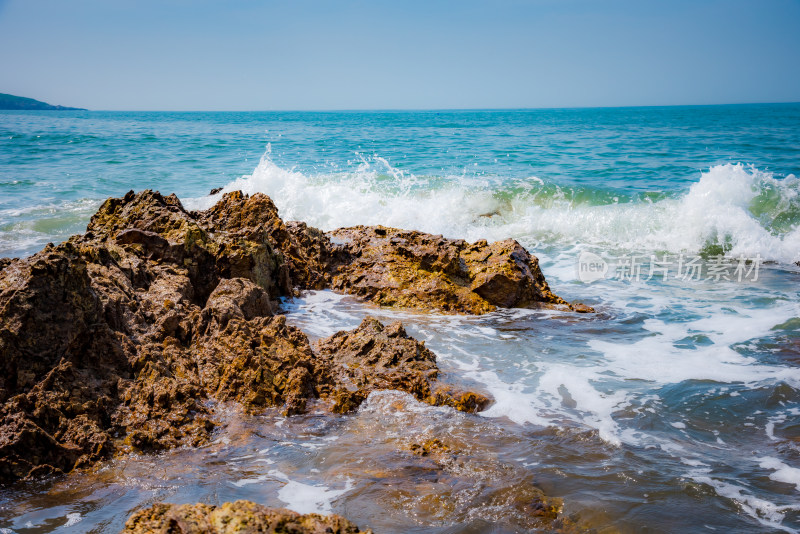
[187,154,800,263]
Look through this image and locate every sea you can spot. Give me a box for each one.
[1,105,799,533]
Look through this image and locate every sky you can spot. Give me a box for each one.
[0,0,799,111]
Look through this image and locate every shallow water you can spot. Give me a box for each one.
[1,105,800,532]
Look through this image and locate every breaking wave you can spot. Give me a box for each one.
[187,149,800,263]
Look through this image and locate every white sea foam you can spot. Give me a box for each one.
[185,153,800,263]
[0,198,100,257]
[270,470,352,515]
[759,457,800,491]
[283,289,800,450]
[64,512,82,527]
[690,474,800,533]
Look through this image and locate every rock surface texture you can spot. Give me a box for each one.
[0,189,579,483]
[122,500,372,534]
[328,226,571,313]
[288,223,580,314]
[317,317,490,414]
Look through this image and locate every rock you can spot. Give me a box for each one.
[0,191,314,482]
[284,221,342,290]
[408,438,450,457]
[571,302,595,313]
[399,433,570,531]
[315,317,491,414]
[122,500,372,533]
[203,277,273,323]
[324,226,579,314]
[0,189,574,483]
[0,231,317,481]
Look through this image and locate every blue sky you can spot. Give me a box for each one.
[1,0,799,110]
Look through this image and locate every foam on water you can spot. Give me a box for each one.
[186,152,800,263]
[269,470,352,515]
[689,473,800,533]
[279,285,800,530]
[759,457,800,492]
[63,513,82,528]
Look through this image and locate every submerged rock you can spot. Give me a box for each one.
[326,391,577,533]
[122,500,371,533]
[0,189,579,483]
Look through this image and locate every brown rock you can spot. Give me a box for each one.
[284,221,341,290]
[0,189,575,483]
[122,500,372,534]
[408,438,450,457]
[0,191,316,482]
[324,226,578,314]
[315,317,491,414]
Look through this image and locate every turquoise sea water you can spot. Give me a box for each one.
[1,105,800,532]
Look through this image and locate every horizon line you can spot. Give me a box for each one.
[6,100,800,114]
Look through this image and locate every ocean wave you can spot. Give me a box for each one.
[186,151,800,263]
[0,198,101,258]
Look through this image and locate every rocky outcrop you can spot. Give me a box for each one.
[0,191,312,481]
[122,500,371,533]
[293,224,584,314]
[0,237,316,481]
[0,188,581,483]
[328,227,555,314]
[84,188,579,314]
[316,317,490,414]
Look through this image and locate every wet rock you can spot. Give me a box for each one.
[284,221,342,290]
[408,438,451,457]
[122,500,372,533]
[0,191,317,482]
[315,317,491,414]
[0,236,317,482]
[325,226,581,314]
[0,189,572,483]
[333,392,577,533]
[202,277,273,324]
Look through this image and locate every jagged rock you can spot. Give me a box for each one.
[283,217,581,314]
[0,191,312,482]
[0,189,575,483]
[0,231,317,481]
[324,226,580,314]
[315,317,490,414]
[122,500,371,533]
[284,221,341,290]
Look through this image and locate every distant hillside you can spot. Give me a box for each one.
[0,93,86,110]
